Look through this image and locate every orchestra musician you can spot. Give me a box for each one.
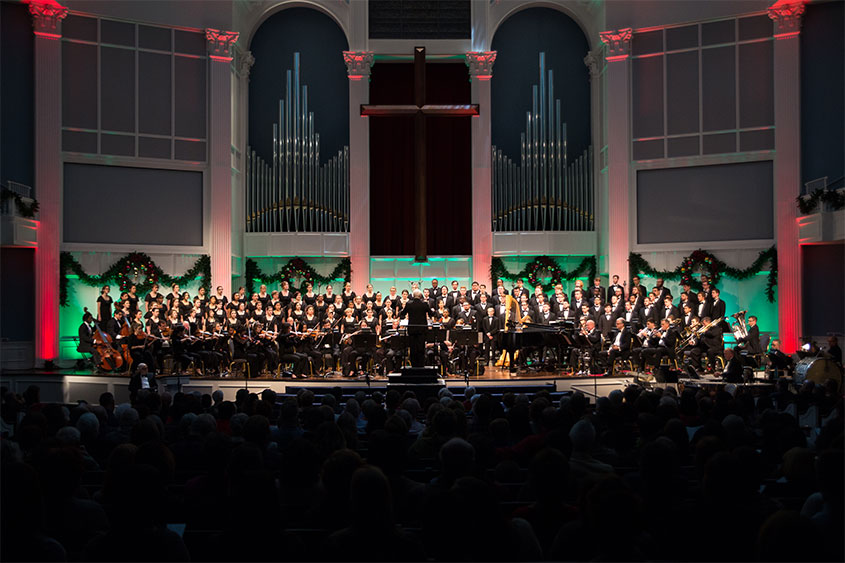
[640,318,678,371]
[70,273,764,382]
[604,317,632,376]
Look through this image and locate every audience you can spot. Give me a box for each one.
[0,377,842,562]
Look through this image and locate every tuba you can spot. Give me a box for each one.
[731,310,748,341]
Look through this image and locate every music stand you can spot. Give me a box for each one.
[352,331,377,386]
[318,329,343,378]
[450,328,479,385]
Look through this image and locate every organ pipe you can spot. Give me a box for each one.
[492,52,593,232]
[246,53,349,233]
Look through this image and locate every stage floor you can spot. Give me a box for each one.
[0,365,642,404]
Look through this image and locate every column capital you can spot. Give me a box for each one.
[465,51,497,81]
[206,28,239,62]
[343,51,374,81]
[583,49,601,78]
[768,0,805,39]
[29,0,68,39]
[237,47,255,79]
[599,28,633,62]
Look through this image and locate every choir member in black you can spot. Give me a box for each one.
[144,307,164,374]
[620,301,638,329]
[579,303,593,323]
[597,304,616,339]
[640,318,678,371]
[480,307,500,365]
[339,309,361,377]
[604,317,632,376]
[608,275,625,302]
[556,300,576,323]
[456,301,476,329]
[161,282,177,303]
[124,284,139,316]
[710,288,727,321]
[639,296,657,327]
[695,291,711,320]
[680,304,697,330]
[95,285,113,329]
[569,319,602,373]
[341,281,355,307]
[512,279,529,301]
[587,277,606,304]
[144,283,161,313]
[632,319,658,372]
[661,296,679,322]
[278,280,292,308]
[77,308,101,365]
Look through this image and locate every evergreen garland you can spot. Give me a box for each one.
[60,252,211,307]
[628,246,778,303]
[1,188,39,218]
[796,188,845,215]
[244,257,351,294]
[490,255,597,292]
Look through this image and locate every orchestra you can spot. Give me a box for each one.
[75,274,768,381]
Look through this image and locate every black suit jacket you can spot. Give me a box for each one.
[661,306,680,321]
[610,328,633,352]
[128,372,158,394]
[608,283,625,301]
[597,314,616,336]
[710,299,726,320]
[457,310,476,329]
[639,306,657,326]
[587,285,606,303]
[537,311,557,325]
[480,315,500,336]
[738,324,762,355]
[695,300,712,320]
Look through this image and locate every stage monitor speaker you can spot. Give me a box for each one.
[391,366,441,385]
[655,366,683,383]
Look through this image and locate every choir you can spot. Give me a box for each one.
[74,275,765,381]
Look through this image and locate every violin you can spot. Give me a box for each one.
[118,319,133,372]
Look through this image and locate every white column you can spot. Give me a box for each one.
[769,1,805,353]
[466,51,496,286]
[206,29,239,299]
[584,49,605,274]
[344,51,373,292]
[30,0,68,366]
[599,29,632,286]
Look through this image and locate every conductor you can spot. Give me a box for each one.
[400,289,430,367]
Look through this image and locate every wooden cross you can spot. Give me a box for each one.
[361,46,479,263]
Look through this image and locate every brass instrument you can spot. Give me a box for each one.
[678,317,722,352]
[731,310,748,341]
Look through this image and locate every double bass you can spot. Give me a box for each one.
[90,311,123,371]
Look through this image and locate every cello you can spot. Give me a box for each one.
[92,318,123,371]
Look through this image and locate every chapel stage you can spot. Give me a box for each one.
[0,365,648,405]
